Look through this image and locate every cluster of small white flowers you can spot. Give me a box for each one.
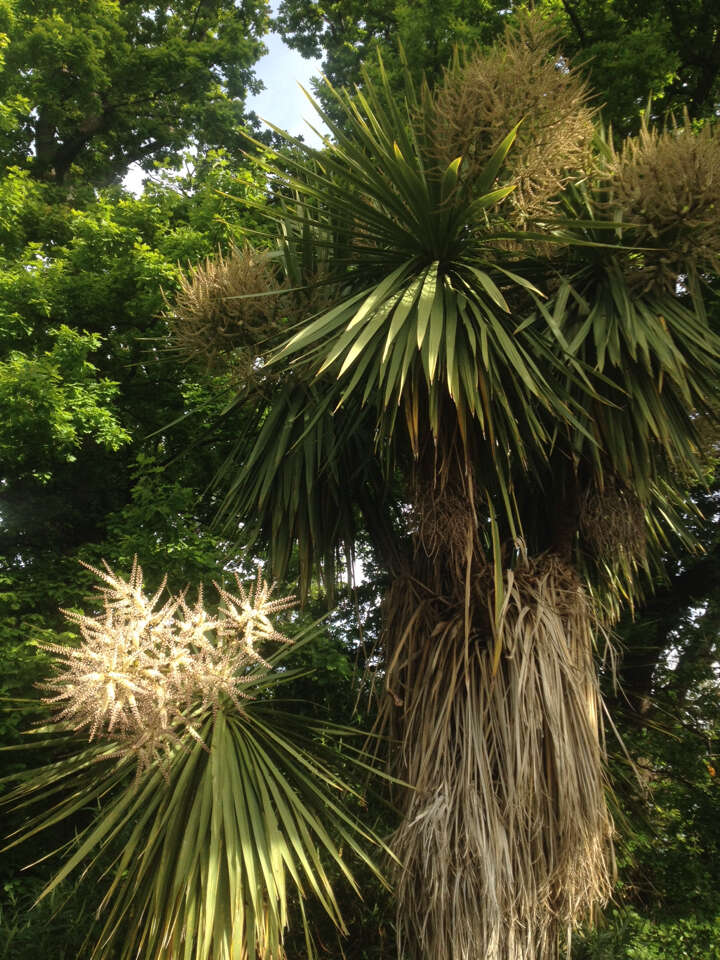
[40,560,295,771]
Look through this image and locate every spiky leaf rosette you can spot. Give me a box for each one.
[231,53,592,566]
[519,176,720,598]
[4,579,389,960]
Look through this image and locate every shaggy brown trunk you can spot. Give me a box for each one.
[382,443,614,960]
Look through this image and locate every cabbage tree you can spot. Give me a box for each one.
[178,14,720,959]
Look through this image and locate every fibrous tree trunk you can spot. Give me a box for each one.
[381,441,614,960]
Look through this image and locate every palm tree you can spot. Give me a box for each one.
[193,13,720,958]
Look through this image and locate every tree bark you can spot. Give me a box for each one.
[33,106,112,184]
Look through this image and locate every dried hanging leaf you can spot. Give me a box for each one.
[384,554,614,960]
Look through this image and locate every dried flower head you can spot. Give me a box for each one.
[166,244,285,376]
[429,10,595,220]
[609,112,720,289]
[580,479,647,563]
[40,560,295,772]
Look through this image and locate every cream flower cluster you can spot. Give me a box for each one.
[40,560,294,770]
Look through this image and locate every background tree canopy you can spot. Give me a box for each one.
[275,0,720,129]
[1,2,719,959]
[0,0,269,184]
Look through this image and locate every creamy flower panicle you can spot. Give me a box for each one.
[40,559,295,771]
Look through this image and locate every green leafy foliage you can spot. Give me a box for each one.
[0,149,268,612]
[275,0,507,117]
[0,325,130,480]
[277,1,720,133]
[574,660,720,958]
[534,0,720,129]
[0,0,269,184]
[0,870,97,960]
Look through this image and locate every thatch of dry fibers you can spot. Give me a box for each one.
[386,555,613,960]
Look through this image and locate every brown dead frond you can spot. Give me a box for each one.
[580,479,647,563]
[609,113,720,288]
[430,9,595,221]
[166,244,285,377]
[385,554,614,960]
